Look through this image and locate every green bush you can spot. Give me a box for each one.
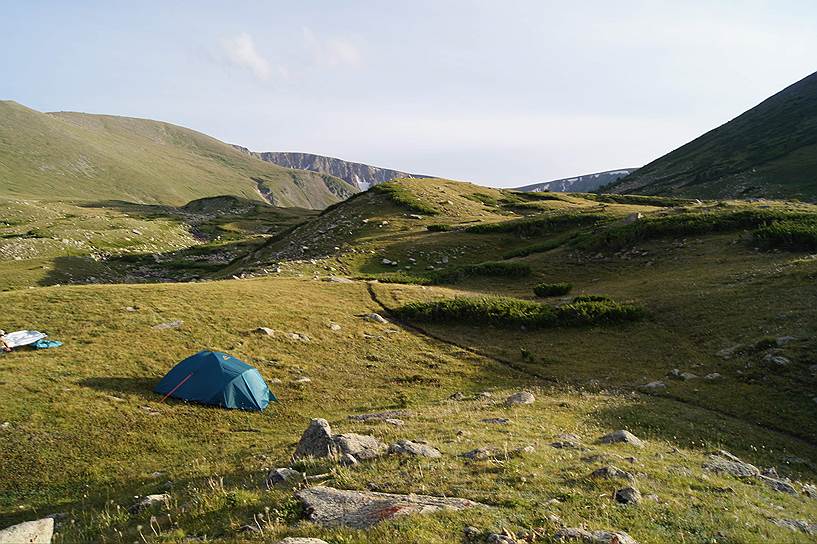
[395,295,643,329]
[571,294,612,303]
[432,261,531,284]
[427,223,454,232]
[580,208,817,250]
[355,272,432,285]
[373,182,439,215]
[533,282,572,297]
[465,213,606,237]
[753,219,817,251]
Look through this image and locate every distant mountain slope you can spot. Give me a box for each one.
[0,101,355,208]
[605,71,817,200]
[516,169,637,193]
[233,148,429,190]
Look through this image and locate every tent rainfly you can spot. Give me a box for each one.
[154,351,274,411]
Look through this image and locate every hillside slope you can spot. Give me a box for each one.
[517,168,637,193]
[605,71,817,200]
[0,101,356,207]
[234,148,429,190]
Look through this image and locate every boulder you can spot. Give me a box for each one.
[255,327,275,336]
[703,450,760,478]
[770,519,817,535]
[129,493,170,514]
[294,419,335,459]
[0,518,54,544]
[758,474,797,494]
[763,353,791,367]
[614,487,642,504]
[327,276,354,284]
[598,430,644,448]
[590,465,635,482]
[482,418,511,425]
[388,440,442,458]
[295,486,484,528]
[266,467,302,489]
[362,313,388,324]
[553,527,639,543]
[332,433,387,461]
[462,447,494,460]
[641,381,666,390]
[505,391,535,406]
[704,373,722,381]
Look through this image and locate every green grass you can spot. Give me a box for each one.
[373,181,440,215]
[533,282,572,297]
[0,101,353,208]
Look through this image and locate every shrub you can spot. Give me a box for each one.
[465,213,606,237]
[580,208,817,250]
[395,295,643,328]
[533,282,572,297]
[427,223,453,232]
[432,261,531,284]
[372,182,439,215]
[753,220,817,251]
[571,294,612,303]
[355,272,432,285]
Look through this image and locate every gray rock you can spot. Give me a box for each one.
[703,450,760,478]
[704,373,722,381]
[482,418,511,425]
[362,313,388,324]
[591,465,635,481]
[758,474,798,494]
[153,319,182,330]
[348,410,411,423]
[462,447,494,460]
[276,539,330,544]
[505,391,535,406]
[641,381,666,390]
[553,527,639,543]
[294,419,335,459]
[487,534,517,543]
[803,483,817,498]
[255,327,275,336]
[327,276,354,283]
[598,430,644,448]
[764,353,791,367]
[295,486,484,528]
[129,493,170,513]
[388,440,442,458]
[776,336,796,346]
[770,519,817,535]
[332,433,387,461]
[614,486,642,504]
[266,467,302,489]
[717,344,744,359]
[0,518,54,544]
[679,372,698,381]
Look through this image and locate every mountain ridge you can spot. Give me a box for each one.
[604,71,817,200]
[516,168,638,193]
[0,101,355,208]
[232,147,431,190]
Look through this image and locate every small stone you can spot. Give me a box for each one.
[598,430,644,448]
[764,353,791,367]
[482,417,510,425]
[614,487,642,504]
[679,372,698,381]
[328,323,342,331]
[129,493,170,513]
[591,465,635,481]
[362,313,388,324]
[266,468,302,488]
[153,320,182,330]
[462,448,494,460]
[275,539,331,544]
[327,276,354,283]
[704,373,722,381]
[776,336,796,346]
[255,327,275,336]
[717,344,743,359]
[388,439,442,458]
[505,391,535,406]
[449,391,466,400]
[641,381,666,390]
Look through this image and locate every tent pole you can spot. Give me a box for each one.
[160,372,194,403]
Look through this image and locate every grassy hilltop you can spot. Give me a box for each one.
[0,101,356,208]
[2,177,817,542]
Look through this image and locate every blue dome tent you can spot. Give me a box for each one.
[154,351,275,411]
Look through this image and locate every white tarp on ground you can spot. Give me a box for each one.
[2,330,47,348]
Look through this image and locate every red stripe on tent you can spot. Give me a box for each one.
[160,372,194,403]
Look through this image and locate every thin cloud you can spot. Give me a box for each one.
[221,33,273,80]
[302,27,361,67]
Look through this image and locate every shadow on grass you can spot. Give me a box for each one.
[79,376,158,401]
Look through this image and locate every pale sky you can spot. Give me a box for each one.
[2,1,816,186]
